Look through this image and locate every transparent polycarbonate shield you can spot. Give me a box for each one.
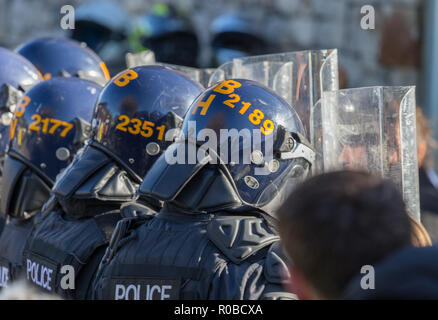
[208,49,339,172]
[321,86,420,220]
[125,50,214,87]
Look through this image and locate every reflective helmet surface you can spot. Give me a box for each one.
[129,4,199,67]
[0,47,42,154]
[15,37,110,85]
[8,77,102,183]
[180,79,314,207]
[91,65,203,180]
[0,47,42,91]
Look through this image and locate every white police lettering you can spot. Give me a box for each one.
[218,305,263,315]
[26,259,53,291]
[114,283,174,300]
[0,266,9,288]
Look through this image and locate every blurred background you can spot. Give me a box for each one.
[1,0,435,164]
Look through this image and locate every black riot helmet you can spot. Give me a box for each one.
[15,37,111,85]
[0,47,42,157]
[1,77,102,219]
[210,13,268,67]
[129,3,199,67]
[89,65,203,182]
[139,79,315,215]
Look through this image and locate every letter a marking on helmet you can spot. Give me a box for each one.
[192,94,216,116]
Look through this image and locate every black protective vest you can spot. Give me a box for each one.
[22,146,154,299]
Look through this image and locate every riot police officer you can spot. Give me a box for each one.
[0,77,102,289]
[23,66,203,299]
[93,79,315,300]
[16,37,111,85]
[0,47,42,236]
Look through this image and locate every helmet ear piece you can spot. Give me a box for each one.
[72,117,92,146]
[16,37,109,86]
[166,111,183,129]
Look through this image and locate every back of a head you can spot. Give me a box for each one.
[210,12,267,67]
[278,170,412,299]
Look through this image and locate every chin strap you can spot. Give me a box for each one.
[52,145,138,202]
[274,125,315,165]
[138,142,243,214]
[139,125,316,214]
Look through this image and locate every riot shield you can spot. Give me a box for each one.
[321,86,420,220]
[125,51,215,87]
[208,49,339,172]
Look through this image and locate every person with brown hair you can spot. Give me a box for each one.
[416,107,438,242]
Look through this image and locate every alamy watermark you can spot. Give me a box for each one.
[60,5,75,30]
[26,259,75,291]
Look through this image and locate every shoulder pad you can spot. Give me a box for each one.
[207,216,279,264]
[52,146,111,199]
[264,241,291,285]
